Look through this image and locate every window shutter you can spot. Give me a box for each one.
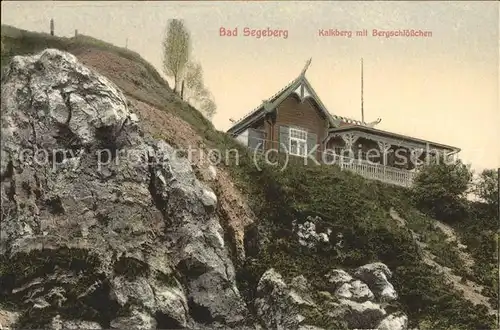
[248,130,258,150]
[307,132,318,158]
[278,126,289,153]
[248,129,264,151]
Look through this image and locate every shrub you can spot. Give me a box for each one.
[474,169,499,218]
[412,158,473,223]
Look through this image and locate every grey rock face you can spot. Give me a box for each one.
[338,299,386,329]
[0,48,411,330]
[110,308,157,330]
[325,269,353,286]
[207,165,217,181]
[354,262,398,303]
[50,315,103,330]
[0,49,247,329]
[254,265,408,330]
[377,312,409,330]
[335,280,375,302]
[254,269,314,330]
[293,216,331,249]
[0,310,20,330]
[323,264,404,328]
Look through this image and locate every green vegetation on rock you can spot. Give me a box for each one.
[1,25,497,330]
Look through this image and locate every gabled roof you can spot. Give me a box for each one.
[227,75,301,133]
[227,59,376,135]
[226,74,332,135]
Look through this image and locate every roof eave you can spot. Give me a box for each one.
[227,109,267,135]
[326,126,459,151]
[227,77,303,135]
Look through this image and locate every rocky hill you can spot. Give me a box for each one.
[0,26,497,330]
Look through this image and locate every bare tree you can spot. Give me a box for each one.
[162,19,191,94]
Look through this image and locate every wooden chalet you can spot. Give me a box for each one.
[226,59,460,187]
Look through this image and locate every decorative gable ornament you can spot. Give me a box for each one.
[293,82,313,102]
[300,58,312,77]
[262,100,273,113]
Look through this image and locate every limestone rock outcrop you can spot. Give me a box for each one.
[0,49,410,330]
[254,264,408,330]
[0,49,247,329]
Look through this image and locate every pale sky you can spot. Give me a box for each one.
[2,1,499,171]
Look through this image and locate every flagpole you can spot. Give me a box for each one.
[361,58,364,124]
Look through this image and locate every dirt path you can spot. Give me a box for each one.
[389,208,496,316]
[432,220,475,271]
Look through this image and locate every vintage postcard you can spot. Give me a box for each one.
[1,2,499,330]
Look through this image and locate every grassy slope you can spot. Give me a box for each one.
[0,25,213,136]
[233,159,496,330]
[1,25,496,330]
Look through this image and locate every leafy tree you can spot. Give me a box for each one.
[161,21,217,119]
[184,60,203,96]
[196,87,216,119]
[162,19,191,94]
[183,60,217,119]
[475,169,499,208]
[412,158,473,222]
[474,168,499,216]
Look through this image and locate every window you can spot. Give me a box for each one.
[248,128,266,152]
[289,128,307,156]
